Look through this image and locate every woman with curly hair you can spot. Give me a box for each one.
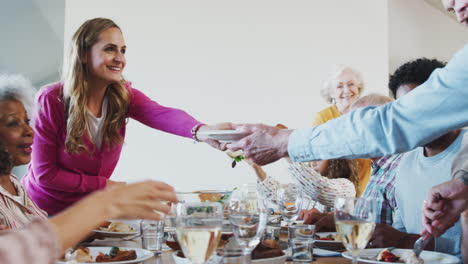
[21,18,229,215]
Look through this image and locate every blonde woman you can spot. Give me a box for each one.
[21,18,228,215]
[312,65,371,196]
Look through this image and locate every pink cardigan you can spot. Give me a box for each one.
[22,82,201,215]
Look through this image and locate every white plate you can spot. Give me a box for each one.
[342,248,460,264]
[172,252,286,264]
[57,247,153,264]
[197,130,249,142]
[314,232,342,244]
[93,221,139,238]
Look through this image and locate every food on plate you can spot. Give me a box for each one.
[95,247,137,262]
[73,247,93,263]
[68,247,137,263]
[194,190,233,206]
[376,248,424,263]
[251,239,284,260]
[198,192,223,203]
[377,248,401,262]
[400,251,424,264]
[99,221,112,229]
[317,234,336,241]
[166,232,232,252]
[98,221,134,233]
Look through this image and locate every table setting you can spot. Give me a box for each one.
[58,130,460,264]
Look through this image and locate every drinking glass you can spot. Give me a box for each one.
[176,202,223,264]
[227,183,267,264]
[277,183,303,226]
[334,197,376,264]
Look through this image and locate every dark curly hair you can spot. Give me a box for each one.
[327,159,360,192]
[0,144,13,175]
[389,58,446,98]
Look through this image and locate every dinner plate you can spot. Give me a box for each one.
[342,248,460,264]
[314,232,342,244]
[57,247,153,264]
[172,251,287,264]
[197,130,249,142]
[93,221,139,238]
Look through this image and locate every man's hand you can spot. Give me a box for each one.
[314,213,336,232]
[422,177,468,237]
[226,124,292,165]
[197,123,236,151]
[368,224,428,249]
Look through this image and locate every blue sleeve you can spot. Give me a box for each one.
[289,44,468,161]
[391,207,406,233]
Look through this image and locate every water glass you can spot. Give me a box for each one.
[277,183,303,225]
[334,197,376,264]
[288,224,315,241]
[263,225,281,241]
[141,220,165,254]
[176,202,223,264]
[228,183,267,264]
[290,238,314,262]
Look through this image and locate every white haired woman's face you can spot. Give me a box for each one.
[330,69,361,112]
[0,100,34,167]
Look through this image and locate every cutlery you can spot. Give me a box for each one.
[413,236,431,257]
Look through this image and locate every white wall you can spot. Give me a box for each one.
[389,0,468,73]
[64,0,389,191]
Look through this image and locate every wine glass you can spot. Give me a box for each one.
[334,197,376,264]
[277,183,303,226]
[228,183,267,264]
[175,202,223,264]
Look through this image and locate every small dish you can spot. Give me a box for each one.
[197,130,250,142]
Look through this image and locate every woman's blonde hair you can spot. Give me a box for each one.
[62,18,129,154]
[320,65,365,104]
[327,159,360,192]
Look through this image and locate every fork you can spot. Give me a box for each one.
[413,236,432,257]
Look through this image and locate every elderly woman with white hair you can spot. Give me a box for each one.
[312,65,371,197]
[0,74,48,228]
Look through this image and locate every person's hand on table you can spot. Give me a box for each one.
[197,123,235,151]
[226,123,292,165]
[422,177,468,237]
[314,212,336,232]
[367,224,431,249]
[299,208,325,223]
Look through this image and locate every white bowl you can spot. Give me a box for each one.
[172,252,286,264]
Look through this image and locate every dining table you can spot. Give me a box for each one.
[85,236,352,264]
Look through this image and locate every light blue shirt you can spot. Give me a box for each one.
[392,129,466,259]
[288,44,468,161]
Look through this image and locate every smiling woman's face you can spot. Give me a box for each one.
[0,100,34,167]
[331,69,361,113]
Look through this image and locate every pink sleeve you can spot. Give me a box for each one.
[0,218,60,264]
[31,88,107,193]
[127,86,202,138]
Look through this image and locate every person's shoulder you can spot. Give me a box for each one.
[37,82,63,100]
[313,105,339,124]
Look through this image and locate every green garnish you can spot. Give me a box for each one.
[109,246,119,257]
[231,155,245,168]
